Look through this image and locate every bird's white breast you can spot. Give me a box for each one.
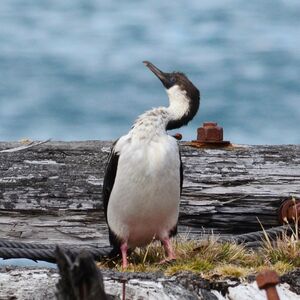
[107,132,181,247]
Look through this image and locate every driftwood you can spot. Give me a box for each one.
[0,141,299,248]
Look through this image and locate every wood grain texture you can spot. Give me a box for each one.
[0,141,299,247]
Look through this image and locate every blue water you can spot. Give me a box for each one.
[0,258,56,269]
[0,0,299,144]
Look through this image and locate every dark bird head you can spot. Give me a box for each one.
[143,61,200,130]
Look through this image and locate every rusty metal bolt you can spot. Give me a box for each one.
[256,270,280,300]
[197,122,223,142]
[189,121,231,148]
[279,197,300,224]
[173,133,182,140]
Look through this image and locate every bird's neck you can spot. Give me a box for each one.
[131,107,169,139]
[165,86,191,130]
[131,86,192,139]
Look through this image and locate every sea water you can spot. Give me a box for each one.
[0,0,299,145]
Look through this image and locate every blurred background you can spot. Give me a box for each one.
[0,0,299,144]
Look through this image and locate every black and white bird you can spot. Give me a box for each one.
[102,61,200,268]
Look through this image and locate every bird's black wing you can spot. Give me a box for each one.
[102,147,119,221]
[169,148,183,238]
[102,141,121,254]
[180,150,183,195]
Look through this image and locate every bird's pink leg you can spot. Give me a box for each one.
[160,237,176,264]
[120,243,128,269]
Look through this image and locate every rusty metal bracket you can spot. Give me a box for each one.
[278,197,300,224]
[256,270,280,300]
[173,133,182,140]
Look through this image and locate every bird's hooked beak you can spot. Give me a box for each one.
[143,61,173,89]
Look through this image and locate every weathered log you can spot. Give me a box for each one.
[0,141,299,248]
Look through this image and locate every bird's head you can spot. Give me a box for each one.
[143,61,200,130]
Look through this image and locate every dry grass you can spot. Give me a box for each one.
[98,227,299,278]
[98,201,300,278]
[258,197,300,272]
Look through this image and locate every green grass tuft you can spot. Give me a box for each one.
[98,220,300,278]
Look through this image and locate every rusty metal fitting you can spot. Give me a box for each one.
[189,122,231,148]
[197,122,223,142]
[256,270,280,300]
[173,133,182,140]
[278,197,300,224]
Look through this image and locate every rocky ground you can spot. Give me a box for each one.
[1,266,300,299]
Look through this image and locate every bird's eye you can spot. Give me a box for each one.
[170,76,176,84]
